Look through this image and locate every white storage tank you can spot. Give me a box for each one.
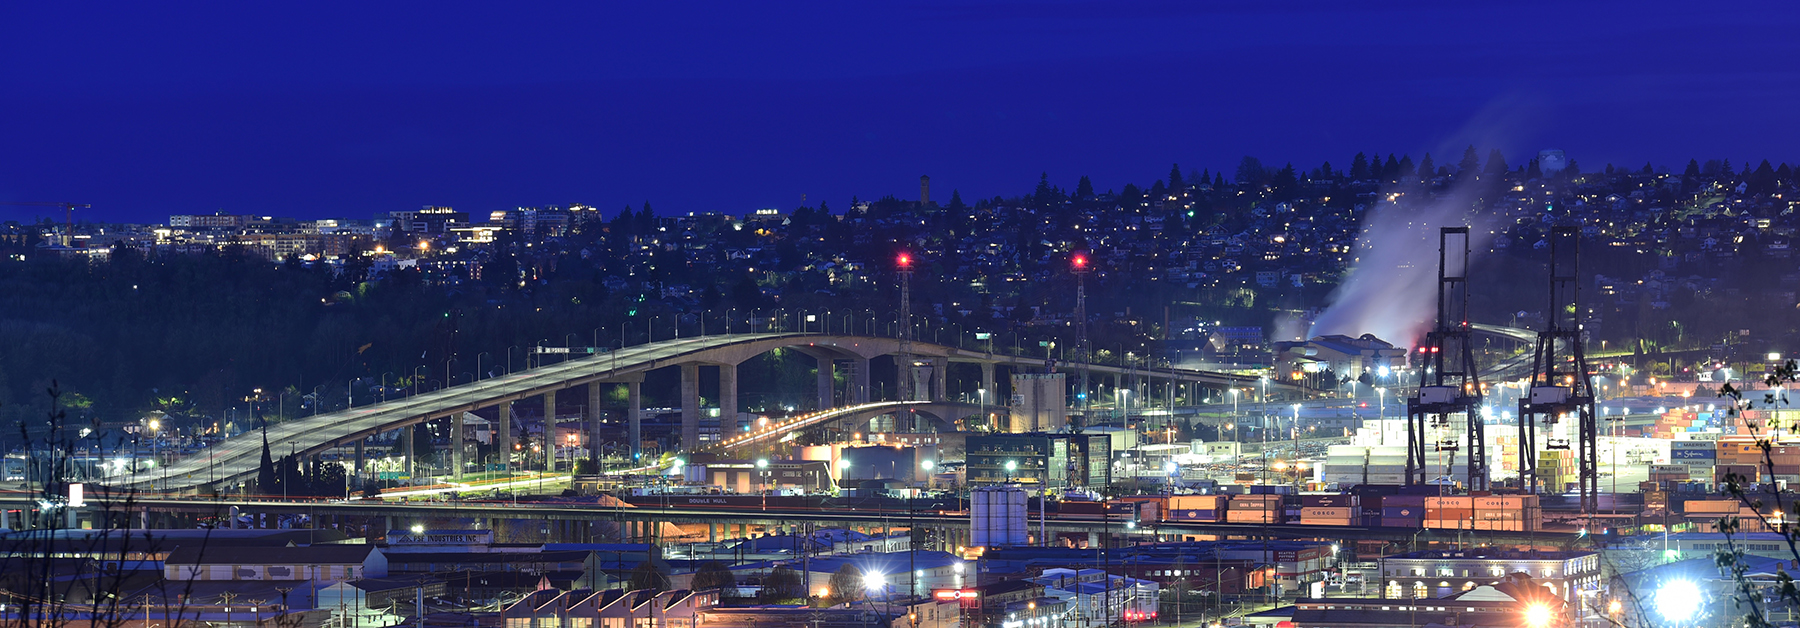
[970,486,1028,548]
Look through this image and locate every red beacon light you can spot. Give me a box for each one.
[897,253,912,269]
[1072,254,1088,269]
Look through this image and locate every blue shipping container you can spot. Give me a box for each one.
[1672,449,1716,460]
[1171,509,1221,520]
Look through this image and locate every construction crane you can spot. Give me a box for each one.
[0,202,91,247]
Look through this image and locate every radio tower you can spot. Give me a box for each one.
[1406,227,1487,490]
[897,252,915,407]
[1517,226,1598,512]
[1072,252,1091,432]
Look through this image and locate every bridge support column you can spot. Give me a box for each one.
[852,357,871,404]
[451,413,464,480]
[499,401,513,472]
[932,357,948,402]
[544,388,558,425]
[628,382,642,461]
[681,363,701,452]
[720,362,738,431]
[355,440,366,476]
[981,363,995,398]
[402,425,416,479]
[588,383,604,469]
[816,357,834,410]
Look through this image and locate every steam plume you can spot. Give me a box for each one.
[1308,181,1494,346]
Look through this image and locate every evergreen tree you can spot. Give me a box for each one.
[1750,160,1777,194]
[1484,149,1508,177]
[1234,156,1266,185]
[1349,153,1369,180]
[1642,162,1655,175]
[1213,172,1224,188]
[1778,163,1794,183]
[1685,159,1702,178]
[1418,154,1435,180]
[947,190,967,210]
[1397,155,1416,178]
[1382,154,1400,180]
[1074,176,1094,199]
[1526,159,1542,180]
[1317,161,1333,179]
[1168,164,1184,190]
[1457,145,1480,176]
[258,429,276,493]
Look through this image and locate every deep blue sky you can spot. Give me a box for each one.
[4,2,1799,224]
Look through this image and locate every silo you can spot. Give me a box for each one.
[970,485,1028,547]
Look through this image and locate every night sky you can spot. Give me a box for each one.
[4,2,1799,223]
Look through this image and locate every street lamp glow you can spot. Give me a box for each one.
[1005,460,1018,473]
[1654,579,1702,623]
[1523,602,1554,628]
[922,460,935,472]
[756,458,769,469]
[863,571,886,592]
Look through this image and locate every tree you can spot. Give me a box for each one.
[258,429,277,494]
[1526,158,1542,180]
[1168,164,1184,190]
[1418,153,1435,180]
[1684,159,1702,178]
[1484,149,1508,177]
[1381,154,1399,180]
[826,563,864,605]
[1074,176,1094,199]
[1349,153,1369,180]
[1457,145,1480,176]
[692,561,736,595]
[1234,156,1266,185]
[762,565,806,604]
[1397,155,1415,178]
[630,557,669,591]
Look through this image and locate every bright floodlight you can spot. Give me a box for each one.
[863,571,886,591]
[1005,460,1018,472]
[1654,579,1702,623]
[1523,602,1554,628]
[756,458,769,469]
[922,460,935,471]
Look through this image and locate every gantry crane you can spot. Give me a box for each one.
[1517,226,1598,512]
[1406,227,1487,490]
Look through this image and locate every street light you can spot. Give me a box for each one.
[1655,579,1702,624]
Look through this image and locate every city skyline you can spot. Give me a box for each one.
[5,2,1800,222]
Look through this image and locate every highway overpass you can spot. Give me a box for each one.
[123,332,1294,491]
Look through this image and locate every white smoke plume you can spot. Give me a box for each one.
[1308,180,1495,347]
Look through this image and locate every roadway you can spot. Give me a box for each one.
[123,332,1292,491]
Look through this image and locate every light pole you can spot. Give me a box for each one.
[413,366,426,397]
[1376,387,1387,446]
[476,352,490,381]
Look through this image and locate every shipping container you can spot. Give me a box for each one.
[1301,494,1358,508]
[1301,507,1355,519]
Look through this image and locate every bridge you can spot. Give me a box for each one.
[11,495,1583,551]
[126,332,1296,491]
